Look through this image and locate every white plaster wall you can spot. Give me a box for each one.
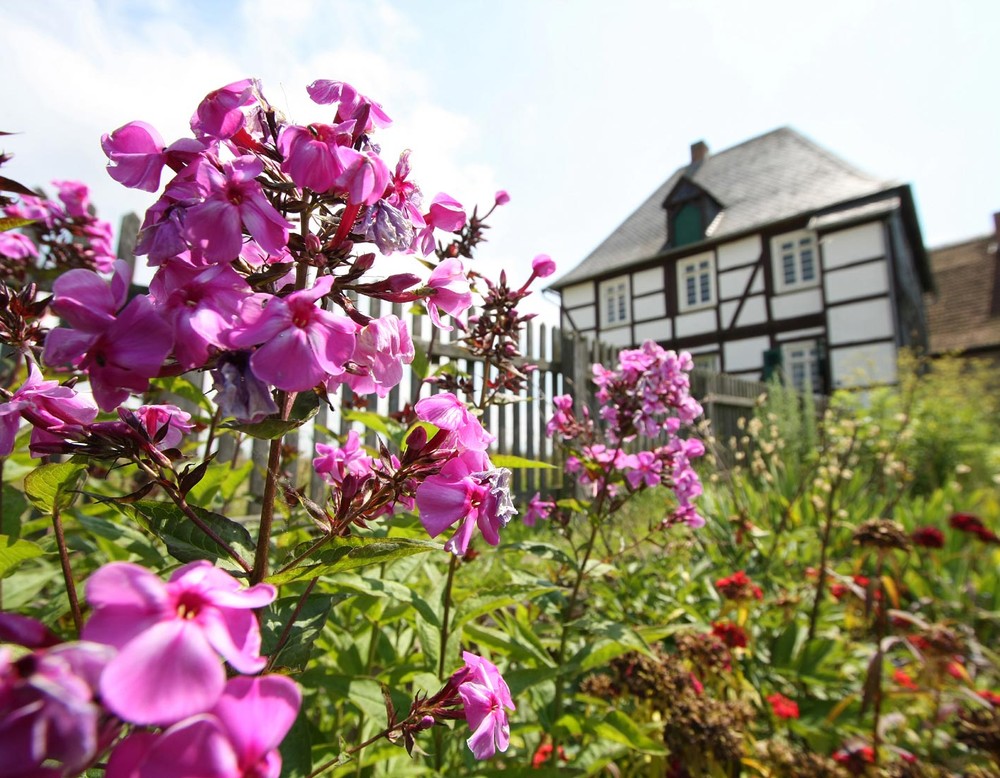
[675,308,717,338]
[563,313,593,335]
[775,326,825,342]
[824,261,890,304]
[634,319,672,343]
[633,293,666,321]
[830,342,897,387]
[771,287,823,319]
[632,267,664,292]
[719,266,754,299]
[724,335,771,372]
[728,296,767,328]
[717,236,762,271]
[822,222,885,269]
[827,298,894,345]
[568,304,596,331]
[599,326,633,347]
[561,282,594,308]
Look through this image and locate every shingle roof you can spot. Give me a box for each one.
[551,127,898,289]
[925,233,1000,355]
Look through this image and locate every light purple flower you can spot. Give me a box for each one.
[210,351,279,423]
[0,641,115,775]
[184,156,292,264]
[82,561,276,726]
[457,652,515,760]
[226,276,356,392]
[424,258,472,330]
[106,675,301,778]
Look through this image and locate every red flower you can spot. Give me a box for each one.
[978,690,1000,707]
[833,744,876,774]
[714,570,763,601]
[949,513,1000,543]
[711,621,748,648]
[531,742,567,768]
[766,692,799,719]
[911,526,944,548]
[893,669,919,690]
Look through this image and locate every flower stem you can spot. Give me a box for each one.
[51,505,83,634]
[251,391,296,585]
[264,577,319,673]
[438,554,459,680]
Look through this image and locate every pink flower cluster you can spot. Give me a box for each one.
[0,562,297,777]
[547,340,705,527]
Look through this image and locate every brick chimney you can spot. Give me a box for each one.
[690,140,709,164]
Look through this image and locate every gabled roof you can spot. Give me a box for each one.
[551,127,899,289]
[925,233,1000,355]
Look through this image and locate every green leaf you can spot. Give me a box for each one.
[117,500,254,570]
[223,391,320,439]
[568,625,654,672]
[0,535,45,578]
[261,593,334,671]
[266,536,443,585]
[277,709,312,778]
[2,484,28,538]
[325,573,441,626]
[454,583,558,628]
[590,710,666,756]
[342,410,404,439]
[411,345,430,381]
[149,374,214,414]
[500,541,575,567]
[23,463,86,513]
[490,454,556,470]
[0,216,34,232]
[187,460,254,505]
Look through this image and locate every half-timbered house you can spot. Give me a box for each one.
[549,128,933,393]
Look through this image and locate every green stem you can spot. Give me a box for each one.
[438,554,459,680]
[51,505,83,634]
[306,712,424,778]
[251,435,284,585]
[264,577,319,673]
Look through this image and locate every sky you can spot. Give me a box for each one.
[3,0,999,323]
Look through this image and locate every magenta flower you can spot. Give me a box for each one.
[423,258,473,330]
[457,652,515,760]
[306,80,392,131]
[132,404,193,450]
[191,79,257,140]
[0,231,38,259]
[82,561,276,726]
[414,193,466,254]
[0,641,115,775]
[102,121,167,192]
[277,121,354,193]
[523,492,556,527]
[531,254,556,279]
[0,363,99,457]
[53,180,91,219]
[149,261,252,369]
[494,190,510,206]
[335,147,391,206]
[415,392,494,451]
[226,276,357,392]
[184,156,293,264]
[338,314,414,397]
[313,430,373,486]
[106,675,301,778]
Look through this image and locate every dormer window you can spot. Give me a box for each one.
[664,178,721,249]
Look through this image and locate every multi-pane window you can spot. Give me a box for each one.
[599,277,630,327]
[677,254,715,311]
[771,231,818,292]
[781,340,821,392]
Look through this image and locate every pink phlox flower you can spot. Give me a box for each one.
[385,151,422,212]
[0,613,61,649]
[277,121,355,193]
[105,675,301,778]
[423,258,473,331]
[546,394,577,436]
[494,190,510,206]
[415,451,515,556]
[313,430,373,486]
[184,156,292,264]
[457,651,515,760]
[531,254,556,279]
[415,392,494,451]
[306,80,392,132]
[47,260,130,336]
[52,180,91,219]
[132,404,193,450]
[334,146,391,206]
[225,276,356,392]
[191,79,258,140]
[523,492,556,527]
[150,261,252,369]
[82,561,276,727]
[623,450,663,490]
[0,363,99,457]
[0,641,116,775]
[102,121,167,192]
[5,193,60,229]
[0,231,38,259]
[414,193,466,255]
[336,314,414,397]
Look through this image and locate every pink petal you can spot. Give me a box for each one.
[250,329,324,391]
[197,607,266,675]
[107,717,238,778]
[212,676,301,763]
[100,620,225,726]
[83,563,168,648]
[415,476,472,537]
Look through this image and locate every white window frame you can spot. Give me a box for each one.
[599,276,630,328]
[677,252,716,312]
[781,339,821,393]
[692,352,720,372]
[771,230,819,294]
